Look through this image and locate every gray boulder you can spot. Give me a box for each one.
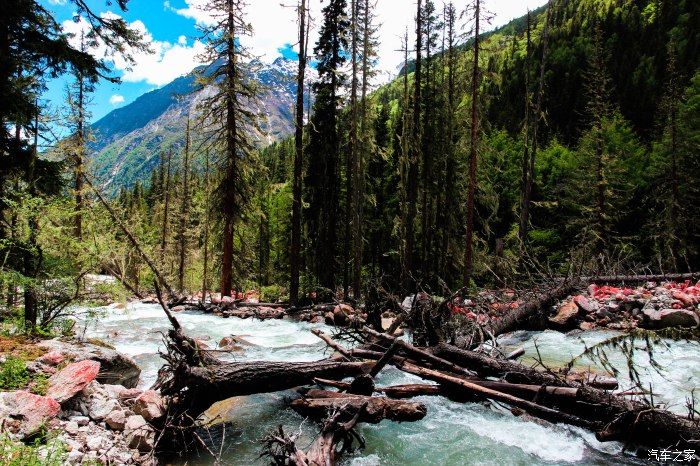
[39,339,141,388]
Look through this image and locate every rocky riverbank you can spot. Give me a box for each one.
[0,337,163,465]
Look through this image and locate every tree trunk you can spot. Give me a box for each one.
[165,359,371,418]
[290,0,307,305]
[86,177,176,297]
[177,118,190,293]
[160,149,172,263]
[403,0,422,293]
[201,150,210,302]
[343,0,359,300]
[292,389,427,423]
[463,0,480,286]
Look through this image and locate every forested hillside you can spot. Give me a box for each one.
[88,57,301,193]
[110,0,699,297]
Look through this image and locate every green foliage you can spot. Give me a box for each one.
[0,357,29,390]
[0,435,66,466]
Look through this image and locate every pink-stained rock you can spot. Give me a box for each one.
[105,409,128,430]
[38,350,65,366]
[549,300,580,328]
[573,295,598,313]
[0,391,61,438]
[132,390,165,422]
[46,360,100,403]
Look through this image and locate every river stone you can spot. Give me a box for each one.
[38,339,141,388]
[38,350,65,366]
[124,415,155,452]
[88,397,120,422]
[0,391,61,438]
[46,360,100,403]
[64,420,79,435]
[548,301,580,328]
[642,308,700,329]
[132,390,165,421]
[105,409,128,430]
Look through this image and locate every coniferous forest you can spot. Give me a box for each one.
[0,0,699,465]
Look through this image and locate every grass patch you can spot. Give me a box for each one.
[0,336,47,361]
[0,435,66,465]
[0,357,29,390]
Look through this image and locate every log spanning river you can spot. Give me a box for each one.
[80,302,699,465]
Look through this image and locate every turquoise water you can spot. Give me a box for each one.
[81,303,696,465]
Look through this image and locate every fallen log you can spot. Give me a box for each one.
[311,329,354,359]
[313,377,578,402]
[163,360,372,419]
[587,272,700,285]
[485,282,579,341]
[292,389,427,423]
[431,342,618,390]
[431,344,699,450]
[363,327,475,376]
[394,361,594,428]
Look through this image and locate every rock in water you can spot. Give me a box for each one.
[46,360,100,403]
[39,339,141,388]
[0,391,61,438]
[642,308,700,329]
[549,300,580,329]
[132,390,165,422]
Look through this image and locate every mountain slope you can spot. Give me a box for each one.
[89,57,299,192]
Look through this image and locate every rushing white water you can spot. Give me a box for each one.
[80,302,697,465]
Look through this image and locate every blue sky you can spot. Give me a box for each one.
[40,0,547,134]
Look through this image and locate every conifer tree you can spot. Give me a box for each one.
[305,0,349,290]
[289,0,309,305]
[195,0,261,297]
[463,0,483,286]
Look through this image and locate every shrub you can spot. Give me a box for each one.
[0,357,29,390]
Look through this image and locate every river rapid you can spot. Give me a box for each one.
[79,302,699,466]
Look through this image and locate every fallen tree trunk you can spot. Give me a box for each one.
[485,282,579,340]
[394,361,594,428]
[292,389,427,423]
[587,272,700,285]
[313,377,578,402]
[163,360,371,419]
[431,342,617,390]
[424,344,699,450]
[87,177,176,297]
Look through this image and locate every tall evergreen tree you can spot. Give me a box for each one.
[402,0,422,292]
[195,0,261,297]
[463,0,483,286]
[305,0,349,290]
[289,0,309,305]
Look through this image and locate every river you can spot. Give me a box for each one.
[79,302,699,465]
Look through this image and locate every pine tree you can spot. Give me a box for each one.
[305,0,349,291]
[176,119,191,293]
[289,0,309,305]
[463,0,483,286]
[343,0,359,299]
[195,0,261,297]
[402,0,422,292]
[585,23,612,253]
[65,32,94,242]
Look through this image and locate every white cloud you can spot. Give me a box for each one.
[49,0,67,4]
[63,0,547,89]
[109,94,125,105]
[62,13,207,87]
[169,0,548,82]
